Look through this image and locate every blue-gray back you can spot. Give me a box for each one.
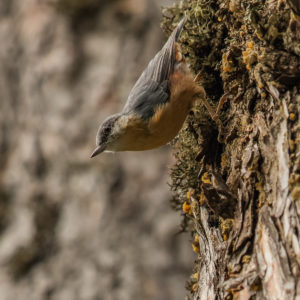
[123,17,186,120]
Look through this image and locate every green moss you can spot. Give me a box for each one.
[163,1,225,232]
[164,1,299,294]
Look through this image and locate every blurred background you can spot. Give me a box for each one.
[0,0,194,299]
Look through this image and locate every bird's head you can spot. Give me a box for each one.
[90,113,125,157]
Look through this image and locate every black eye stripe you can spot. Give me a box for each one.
[101,127,111,143]
[99,114,120,144]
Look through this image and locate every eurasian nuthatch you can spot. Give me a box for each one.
[91,16,220,158]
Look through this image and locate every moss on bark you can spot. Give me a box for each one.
[163,0,300,298]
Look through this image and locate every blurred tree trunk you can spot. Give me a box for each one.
[164,0,300,299]
[0,1,193,300]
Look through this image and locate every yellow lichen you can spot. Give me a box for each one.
[291,187,300,201]
[289,174,300,185]
[201,172,211,184]
[261,92,266,98]
[187,188,195,200]
[221,153,227,169]
[220,218,234,241]
[192,243,200,253]
[222,52,235,73]
[242,51,248,64]
[192,272,199,280]
[183,201,191,214]
[192,234,200,253]
[199,190,206,204]
[186,190,191,200]
[242,44,258,70]
[242,255,251,264]
[192,283,198,292]
[289,139,295,152]
[247,41,254,49]
[289,113,296,121]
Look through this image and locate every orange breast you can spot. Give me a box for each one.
[115,65,198,151]
[147,66,198,148]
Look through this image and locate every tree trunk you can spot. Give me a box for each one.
[0,1,192,299]
[163,0,300,299]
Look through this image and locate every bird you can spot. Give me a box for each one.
[91,16,221,158]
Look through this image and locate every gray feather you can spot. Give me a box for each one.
[123,16,186,120]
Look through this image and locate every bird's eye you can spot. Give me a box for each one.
[104,127,110,136]
[101,126,111,143]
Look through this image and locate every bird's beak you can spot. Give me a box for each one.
[90,144,106,158]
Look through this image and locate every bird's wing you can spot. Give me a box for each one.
[123,16,186,120]
[124,79,169,120]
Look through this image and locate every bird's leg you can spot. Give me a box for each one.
[193,72,228,121]
[213,92,229,120]
[200,94,219,121]
[193,72,202,83]
[193,73,217,120]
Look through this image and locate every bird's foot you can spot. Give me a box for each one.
[194,72,202,83]
[211,92,230,121]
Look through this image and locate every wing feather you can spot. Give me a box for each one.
[123,16,186,119]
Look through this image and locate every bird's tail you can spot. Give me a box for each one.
[169,15,187,43]
[148,15,187,83]
[129,16,187,87]
[162,15,187,59]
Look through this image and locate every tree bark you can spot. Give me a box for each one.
[164,0,300,299]
[0,1,192,299]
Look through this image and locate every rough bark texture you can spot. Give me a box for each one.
[1,0,299,299]
[163,0,300,299]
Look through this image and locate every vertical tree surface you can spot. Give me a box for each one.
[163,0,300,299]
